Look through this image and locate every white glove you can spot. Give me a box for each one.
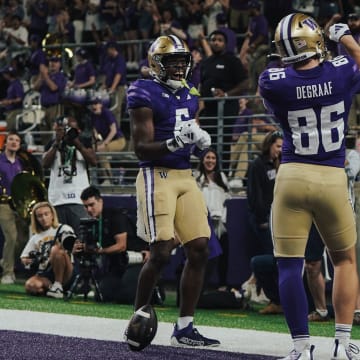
[196,129,211,150]
[329,23,351,43]
[166,119,202,152]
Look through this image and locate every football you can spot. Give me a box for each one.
[124,304,158,351]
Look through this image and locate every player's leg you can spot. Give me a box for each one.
[313,166,358,358]
[272,163,314,358]
[133,168,178,310]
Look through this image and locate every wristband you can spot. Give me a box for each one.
[166,138,180,152]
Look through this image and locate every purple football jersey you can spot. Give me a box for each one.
[259,55,360,168]
[127,79,199,169]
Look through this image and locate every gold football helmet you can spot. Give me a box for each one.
[148,35,192,89]
[274,13,326,65]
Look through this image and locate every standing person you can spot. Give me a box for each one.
[0,130,23,284]
[101,41,127,128]
[42,116,97,236]
[33,55,67,144]
[259,13,360,359]
[20,201,76,299]
[89,96,126,185]
[125,34,219,347]
[0,65,24,130]
[199,29,248,167]
[195,148,230,289]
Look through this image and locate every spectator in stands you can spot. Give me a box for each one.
[203,0,229,36]
[42,116,97,235]
[100,0,124,40]
[20,201,76,299]
[28,33,47,85]
[231,96,253,142]
[239,0,269,91]
[182,0,204,47]
[0,65,24,131]
[33,55,67,144]
[67,47,96,90]
[2,14,28,59]
[196,148,230,289]
[0,131,25,284]
[228,0,250,35]
[54,8,75,44]
[215,12,237,54]
[25,0,49,41]
[4,0,24,21]
[123,0,140,70]
[100,41,127,128]
[83,0,102,46]
[229,110,277,182]
[89,96,126,185]
[69,0,86,44]
[199,29,248,167]
[190,46,203,89]
[153,7,188,41]
[78,185,151,303]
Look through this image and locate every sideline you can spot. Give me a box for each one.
[0,309,356,358]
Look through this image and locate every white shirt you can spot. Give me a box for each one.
[46,147,90,206]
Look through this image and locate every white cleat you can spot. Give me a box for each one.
[279,345,315,360]
[331,339,360,360]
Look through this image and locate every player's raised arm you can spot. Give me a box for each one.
[329,23,360,67]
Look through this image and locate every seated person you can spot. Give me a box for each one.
[20,201,76,299]
[78,185,151,303]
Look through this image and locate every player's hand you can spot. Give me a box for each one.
[196,129,211,150]
[329,23,351,42]
[166,119,202,152]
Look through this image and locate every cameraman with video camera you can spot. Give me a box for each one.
[20,201,77,299]
[42,116,97,235]
[77,185,150,303]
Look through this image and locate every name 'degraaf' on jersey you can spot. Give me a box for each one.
[259,55,360,168]
[127,79,199,169]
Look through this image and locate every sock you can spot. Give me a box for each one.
[177,316,193,330]
[53,281,62,289]
[293,336,310,353]
[335,323,352,347]
[316,308,328,317]
[278,258,309,337]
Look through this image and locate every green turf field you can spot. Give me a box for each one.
[1,280,359,339]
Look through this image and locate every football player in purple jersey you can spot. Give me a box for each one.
[259,13,360,360]
[124,35,219,348]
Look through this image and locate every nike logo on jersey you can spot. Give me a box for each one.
[187,94,191,100]
[162,93,170,98]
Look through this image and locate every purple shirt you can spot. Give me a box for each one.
[259,55,360,168]
[29,48,47,76]
[5,79,24,111]
[91,107,123,140]
[40,71,67,107]
[103,53,127,88]
[0,153,23,195]
[127,79,199,169]
[74,60,96,86]
[249,14,269,46]
[232,108,254,136]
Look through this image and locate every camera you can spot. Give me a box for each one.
[56,116,79,142]
[78,218,99,252]
[27,250,45,271]
[58,229,77,251]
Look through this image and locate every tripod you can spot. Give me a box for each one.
[65,253,103,301]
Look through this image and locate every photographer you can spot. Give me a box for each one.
[42,116,97,235]
[78,185,150,303]
[20,201,77,299]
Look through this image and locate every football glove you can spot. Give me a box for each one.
[196,129,211,150]
[166,119,203,152]
[329,23,351,43]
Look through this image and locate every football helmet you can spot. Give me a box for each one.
[148,35,192,90]
[274,13,326,65]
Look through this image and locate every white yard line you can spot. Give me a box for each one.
[0,309,357,358]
